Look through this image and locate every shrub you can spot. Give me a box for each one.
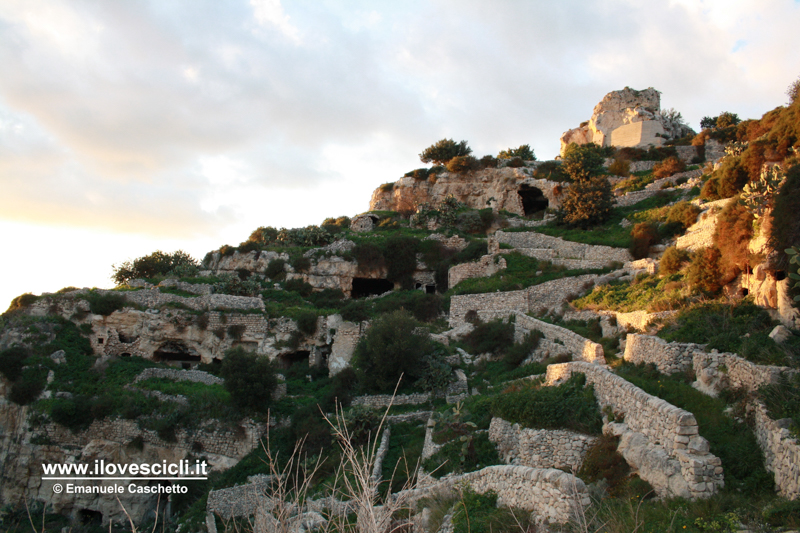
[659,246,690,275]
[701,157,749,200]
[226,324,246,340]
[665,201,701,230]
[503,331,542,368]
[716,112,741,128]
[771,164,800,268]
[629,222,660,260]
[414,350,453,394]
[652,156,686,178]
[290,255,311,272]
[463,318,515,356]
[383,235,420,288]
[247,226,279,246]
[477,155,498,169]
[214,273,262,296]
[491,373,602,434]
[532,160,570,182]
[497,144,535,161]
[686,246,723,294]
[607,158,630,177]
[85,291,126,316]
[559,176,614,228]
[578,434,631,496]
[339,300,370,323]
[379,182,394,192]
[562,142,605,181]
[420,139,472,165]
[351,310,432,393]
[308,288,345,309]
[265,258,286,280]
[284,279,313,297]
[112,250,199,285]
[220,347,277,412]
[290,404,332,455]
[50,395,97,431]
[6,293,39,313]
[9,370,46,405]
[445,155,478,173]
[451,488,531,533]
[352,242,385,270]
[295,311,318,336]
[0,347,31,381]
[404,168,430,180]
[713,200,754,284]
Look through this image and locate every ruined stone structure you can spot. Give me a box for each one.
[546,363,724,499]
[752,401,800,500]
[560,87,694,156]
[489,418,596,472]
[447,254,507,289]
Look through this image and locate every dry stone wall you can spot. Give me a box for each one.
[623,334,796,395]
[491,231,632,269]
[751,401,800,499]
[489,418,596,471]
[448,254,507,289]
[545,362,723,499]
[450,272,615,326]
[477,310,605,363]
[120,289,265,312]
[133,368,223,386]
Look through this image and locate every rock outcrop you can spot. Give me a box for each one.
[369,167,564,217]
[560,87,694,156]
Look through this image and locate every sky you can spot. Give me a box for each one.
[1,0,799,310]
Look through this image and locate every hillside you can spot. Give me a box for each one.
[1,87,800,533]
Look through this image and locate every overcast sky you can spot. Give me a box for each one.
[1,0,799,309]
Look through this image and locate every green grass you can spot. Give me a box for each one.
[573,273,692,313]
[382,421,426,492]
[617,363,773,494]
[529,191,679,248]
[657,299,798,367]
[447,252,613,295]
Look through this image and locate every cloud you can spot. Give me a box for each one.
[250,0,301,43]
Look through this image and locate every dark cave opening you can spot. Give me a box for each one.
[278,350,311,369]
[351,277,393,298]
[153,341,201,363]
[518,185,549,216]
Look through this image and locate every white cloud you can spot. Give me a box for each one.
[250,0,301,43]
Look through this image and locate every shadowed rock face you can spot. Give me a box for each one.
[560,87,695,156]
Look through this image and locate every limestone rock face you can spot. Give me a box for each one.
[560,87,694,156]
[369,166,564,216]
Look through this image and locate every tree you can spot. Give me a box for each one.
[221,347,278,412]
[351,310,433,393]
[112,250,199,285]
[787,75,800,104]
[716,112,741,128]
[420,139,472,165]
[497,144,536,161]
[700,116,718,130]
[558,143,613,228]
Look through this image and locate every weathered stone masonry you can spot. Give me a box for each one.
[545,362,724,499]
[489,418,596,472]
[491,231,632,270]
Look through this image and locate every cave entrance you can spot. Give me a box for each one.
[518,185,548,216]
[278,350,311,370]
[153,341,201,364]
[79,509,103,526]
[351,277,393,298]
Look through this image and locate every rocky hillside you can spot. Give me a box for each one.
[1,87,800,533]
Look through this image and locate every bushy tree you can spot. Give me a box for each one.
[558,143,613,228]
[445,155,478,173]
[420,139,472,165]
[629,222,660,260]
[652,156,686,178]
[497,145,536,161]
[686,247,723,295]
[112,250,199,285]
[220,347,278,412]
[716,112,741,128]
[351,310,432,393]
[787,75,800,104]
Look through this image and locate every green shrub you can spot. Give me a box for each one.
[532,160,570,182]
[383,235,420,288]
[659,246,690,275]
[559,176,614,228]
[491,373,602,434]
[771,164,800,269]
[5,293,39,313]
[763,499,800,528]
[463,318,515,356]
[351,310,432,393]
[85,291,127,316]
[760,372,800,435]
[352,242,385,270]
[290,255,311,272]
[9,367,46,405]
[308,288,345,309]
[424,432,501,478]
[497,144,535,161]
[265,259,286,280]
[445,155,478,173]
[420,139,472,165]
[339,299,370,323]
[220,347,278,412]
[50,395,96,431]
[0,347,31,381]
[503,330,542,367]
[295,311,318,335]
[112,250,199,285]
[414,350,453,394]
[404,167,431,180]
[246,226,279,246]
[701,157,749,200]
[284,278,313,297]
[629,222,660,260]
